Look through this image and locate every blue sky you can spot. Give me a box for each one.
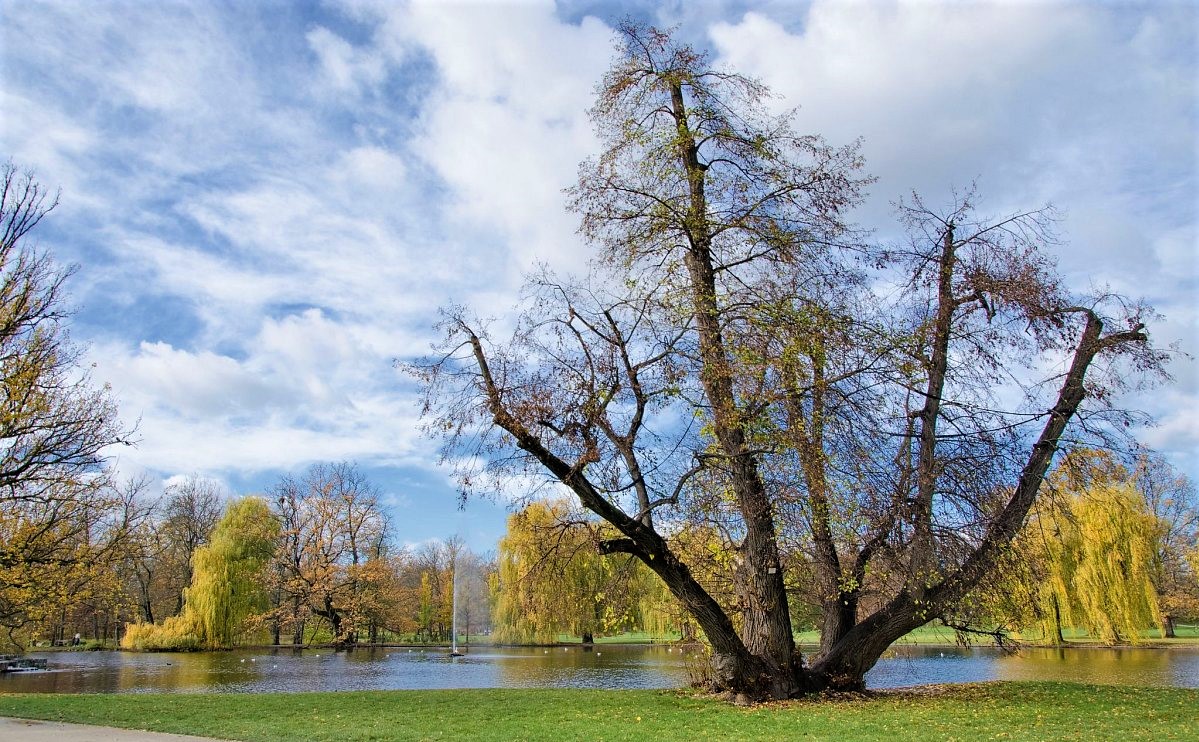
[1,0,1195,553]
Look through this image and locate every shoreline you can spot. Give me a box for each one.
[22,633,1199,654]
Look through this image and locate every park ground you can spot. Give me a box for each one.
[1,682,1197,741]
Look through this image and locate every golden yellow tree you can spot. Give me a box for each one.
[493,501,650,644]
[123,497,279,650]
[1133,453,1199,636]
[184,497,279,648]
[1018,451,1163,644]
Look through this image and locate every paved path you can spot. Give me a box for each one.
[0,717,230,741]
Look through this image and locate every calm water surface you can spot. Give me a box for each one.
[2,644,1196,694]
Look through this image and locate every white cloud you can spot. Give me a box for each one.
[379,1,612,275]
[90,311,429,475]
[709,5,1194,231]
[0,90,96,200]
[307,25,387,96]
[104,340,291,421]
[0,0,1194,532]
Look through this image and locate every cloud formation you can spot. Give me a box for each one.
[0,0,1194,548]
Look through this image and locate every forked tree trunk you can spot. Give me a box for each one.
[805,311,1142,690]
[469,292,1143,696]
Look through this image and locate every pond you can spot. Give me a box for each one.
[2,644,1197,694]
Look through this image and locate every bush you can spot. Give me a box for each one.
[121,616,201,651]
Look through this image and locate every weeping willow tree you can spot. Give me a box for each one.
[493,500,653,644]
[1018,451,1163,644]
[184,497,279,648]
[123,497,279,650]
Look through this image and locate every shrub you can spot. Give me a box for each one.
[121,616,201,651]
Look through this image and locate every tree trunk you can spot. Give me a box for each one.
[136,569,155,624]
[910,226,958,598]
[806,310,1139,690]
[669,79,799,690]
[1052,595,1066,646]
[320,596,344,645]
[581,631,594,645]
[1163,614,1176,639]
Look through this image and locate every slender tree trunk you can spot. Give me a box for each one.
[322,596,343,645]
[1052,595,1066,646]
[910,226,958,598]
[292,597,304,645]
[785,338,860,655]
[669,80,800,694]
[136,569,155,624]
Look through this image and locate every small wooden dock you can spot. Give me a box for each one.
[0,655,49,672]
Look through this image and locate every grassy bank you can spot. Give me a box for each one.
[553,624,1199,647]
[2,683,1196,741]
[26,623,1195,654]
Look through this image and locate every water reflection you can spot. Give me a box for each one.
[992,646,1199,687]
[870,645,1199,689]
[2,644,1195,694]
[0,645,688,694]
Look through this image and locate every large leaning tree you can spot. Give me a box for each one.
[413,25,1166,698]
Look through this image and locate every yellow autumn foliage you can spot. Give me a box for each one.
[123,497,278,650]
[1016,450,1163,644]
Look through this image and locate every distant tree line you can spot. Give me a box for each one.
[0,162,501,652]
[0,459,492,651]
[115,464,495,651]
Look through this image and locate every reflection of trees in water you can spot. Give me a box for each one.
[2,646,1195,693]
[995,647,1178,685]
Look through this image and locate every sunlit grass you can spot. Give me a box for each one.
[1,683,1195,741]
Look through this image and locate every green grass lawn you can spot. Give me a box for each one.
[1,683,1196,741]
